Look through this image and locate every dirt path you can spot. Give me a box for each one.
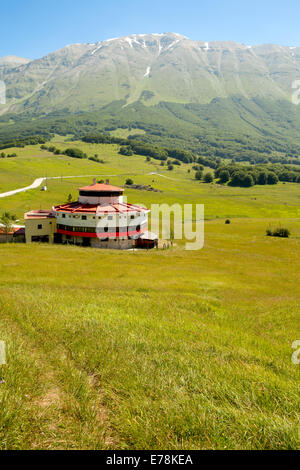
[0,178,45,198]
[0,172,176,199]
[0,174,118,198]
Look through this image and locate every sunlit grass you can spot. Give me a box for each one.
[0,218,299,449]
[0,142,299,449]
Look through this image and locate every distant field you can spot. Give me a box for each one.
[110,127,146,138]
[0,141,299,450]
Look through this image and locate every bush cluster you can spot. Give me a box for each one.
[266,227,290,238]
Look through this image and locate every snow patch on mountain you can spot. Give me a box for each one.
[91,44,102,55]
[124,36,140,48]
[165,40,180,50]
[158,40,163,55]
[144,66,151,77]
[124,37,133,48]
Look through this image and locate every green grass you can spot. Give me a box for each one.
[0,141,299,449]
[0,220,299,449]
[110,128,146,138]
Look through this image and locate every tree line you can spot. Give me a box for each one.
[40,145,105,163]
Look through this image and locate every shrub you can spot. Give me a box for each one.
[119,146,133,156]
[204,172,213,183]
[126,178,134,185]
[267,172,279,185]
[225,219,231,224]
[219,170,230,184]
[266,227,290,238]
[64,148,85,159]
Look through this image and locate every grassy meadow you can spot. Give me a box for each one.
[0,140,299,450]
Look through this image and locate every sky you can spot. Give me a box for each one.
[1,0,300,59]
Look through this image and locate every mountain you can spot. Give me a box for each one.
[0,33,300,115]
[1,33,300,161]
[0,55,31,73]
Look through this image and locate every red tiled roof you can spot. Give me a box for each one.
[0,226,23,235]
[13,227,25,236]
[54,202,149,214]
[79,183,124,192]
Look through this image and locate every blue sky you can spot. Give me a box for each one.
[1,0,300,59]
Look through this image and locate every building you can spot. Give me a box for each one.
[24,181,158,249]
[53,181,157,249]
[0,225,25,243]
[24,210,57,244]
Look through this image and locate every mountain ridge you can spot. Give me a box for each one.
[1,33,300,160]
[1,32,300,116]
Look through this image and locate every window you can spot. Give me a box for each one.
[38,224,42,230]
[108,216,113,220]
[131,215,135,220]
[82,215,87,220]
[62,214,65,219]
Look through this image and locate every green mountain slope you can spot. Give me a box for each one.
[1,33,300,160]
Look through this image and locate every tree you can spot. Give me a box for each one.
[204,172,213,183]
[195,170,203,181]
[0,212,17,242]
[267,172,279,185]
[119,146,133,156]
[126,178,133,185]
[218,169,230,184]
[67,194,73,203]
[243,174,255,187]
[230,171,254,187]
[257,171,268,185]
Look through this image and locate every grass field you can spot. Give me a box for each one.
[1,140,300,223]
[0,141,299,450]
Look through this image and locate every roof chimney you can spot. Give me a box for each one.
[93,178,96,185]
[106,179,109,185]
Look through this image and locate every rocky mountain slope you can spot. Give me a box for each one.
[0,33,300,115]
